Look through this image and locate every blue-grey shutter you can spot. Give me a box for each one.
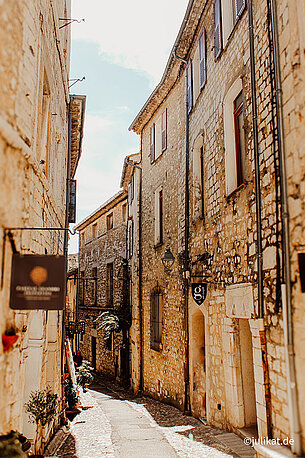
[187,61,193,114]
[199,29,206,89]
[214,0,222,60]
[235,0,246,19]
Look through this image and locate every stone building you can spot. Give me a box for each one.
[75,190,129,380]
[129,0,305,455]
[129,31,188,408]
[0,0,85,451]
[120,153,142,391]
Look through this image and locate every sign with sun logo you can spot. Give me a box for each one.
[9,254,66,310]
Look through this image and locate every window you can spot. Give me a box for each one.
[150,124,155,163]
[128,175,134,204]
[80,270,85,305]
[233,92,245,187]
[224,78,246,195]
[200,146,205,216]
[106,263,114,306]
[150,289,163,350]
[92,223,97,239]
[154,188,163,246]
[106,213,113,230]
[192,140,205,220]
[92,267,97,306]
[187,61,193,114]
[214,0,222,60]
[122,202,127,222]
[221,0,246,44]
[161,109,167,152]
[199,30,206,89]
[127,219,134,258]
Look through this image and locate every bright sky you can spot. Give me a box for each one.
[68,0,189,252]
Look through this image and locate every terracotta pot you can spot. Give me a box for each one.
[2,334,19,352]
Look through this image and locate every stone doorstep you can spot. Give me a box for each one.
[44,426,70,456]
[254,443,295,458]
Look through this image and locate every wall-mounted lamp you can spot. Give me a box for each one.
[161,247,175,273]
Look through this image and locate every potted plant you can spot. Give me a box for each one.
[25,387,58,455]
[76,360,94,390]
[0,431,27,457]
[64,376,80,420]
[2,327,19,352]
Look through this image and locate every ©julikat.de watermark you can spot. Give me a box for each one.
[244,437,294,447]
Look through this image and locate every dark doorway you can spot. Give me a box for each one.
[91,336,96,371]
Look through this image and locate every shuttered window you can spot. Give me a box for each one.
[154,188,163,246]
[214,0,222,60]
[106,263,114,306]
[161,109,167,152]
[150,123,155,163]
[199,29,206,89]
[234,0,246,21]
[186,61,193,114]
[150,289,163,350]
[127,218,134,258]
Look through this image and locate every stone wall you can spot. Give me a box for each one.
[138,76,186,410]
[0,0,71,445]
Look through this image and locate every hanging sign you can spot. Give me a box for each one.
[10,253,66,310]
[191,283,207,305]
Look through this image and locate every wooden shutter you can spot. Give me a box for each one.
[154,188,162,245]
[186,61,193,114]
[128,219,134,258]
[235,0,246,19]
[199,30,206,89]
[150,124,155,163]
[214,0,222,60]
[161,109,167,152]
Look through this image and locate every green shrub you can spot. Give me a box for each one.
[25,387,58,427]
[76,360,94,388]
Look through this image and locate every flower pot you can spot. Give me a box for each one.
[2,334,19,352]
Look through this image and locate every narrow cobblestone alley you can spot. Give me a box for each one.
[47,379,255,458]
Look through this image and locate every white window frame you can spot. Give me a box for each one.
[224,78,243,196]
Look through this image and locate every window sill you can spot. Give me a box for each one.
[151,151,165,166]
[154,242,163,250]
[225,182,246,200]
[150,343,162,352]
[78,305,114,311]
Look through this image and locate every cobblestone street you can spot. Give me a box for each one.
[48,378,255,458]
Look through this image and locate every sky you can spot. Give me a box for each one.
[68,0,189,252]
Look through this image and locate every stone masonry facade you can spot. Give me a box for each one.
[0,0,85,452]
[128,0,305,455]
[76,191,129,379]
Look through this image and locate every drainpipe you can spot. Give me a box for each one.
[248,0,275,439]
[184,66,191,415]
[247,0,264,320]
[269,0,302,454]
